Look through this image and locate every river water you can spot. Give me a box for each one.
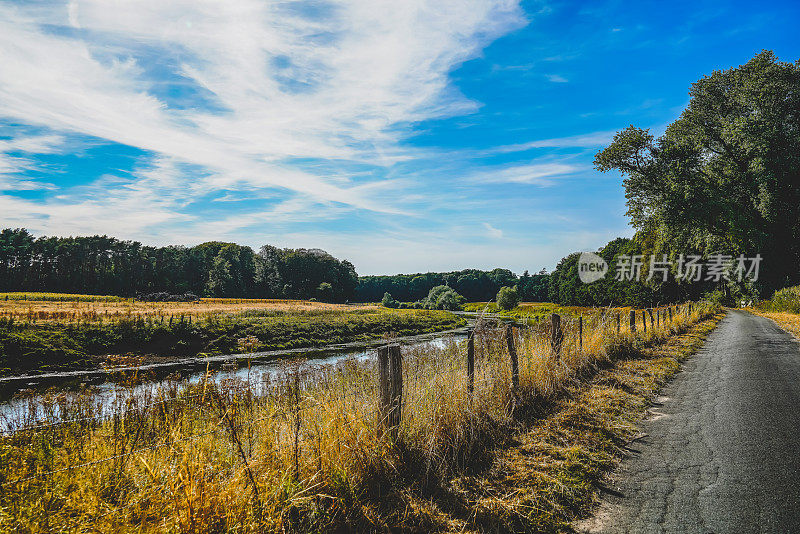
[0,325,472,431]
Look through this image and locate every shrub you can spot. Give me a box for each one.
[758,285,800,313]
[316,282,333,302]
[381,292,399,308]
[419,285,465,311]
[496,286,520,311]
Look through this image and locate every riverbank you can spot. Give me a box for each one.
[462,301,629,322]
[0,302,717,532]
[0,307,465,377]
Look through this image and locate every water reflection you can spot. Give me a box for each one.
[0,332,460,431]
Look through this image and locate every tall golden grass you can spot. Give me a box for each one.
[0,295,376,324]
[0,303,715,532]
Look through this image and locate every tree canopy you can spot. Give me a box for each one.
[595,51,800,295]
[357,268,548,303]
[0,228,357,302]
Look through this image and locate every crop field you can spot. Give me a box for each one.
[0,301,716,532]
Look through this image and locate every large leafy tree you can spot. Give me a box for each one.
[595,51,800,294]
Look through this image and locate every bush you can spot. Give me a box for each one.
[316,282,333,302]
[496,286,520,311]
[758,285,800,313]
[419,285,465,311]
[381,292,399,308]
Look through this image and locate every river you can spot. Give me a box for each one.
[0,324,474,431]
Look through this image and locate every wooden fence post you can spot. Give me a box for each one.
[506,325,519,391]
[378,344,403,439]
[648,308,654,329]
[467,329,475,397]
[669,307,673,322]
[551,313,563,357]
[642,310,647,332]
[656,308,660,328]
[629,310,636,332]
[616,312,621,333]
[578,316,583,351]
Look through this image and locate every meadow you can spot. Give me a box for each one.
[462,301,626,322]
[0,301,718,532]
[0,295,464,376]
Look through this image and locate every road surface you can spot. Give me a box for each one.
[578,310,800,533]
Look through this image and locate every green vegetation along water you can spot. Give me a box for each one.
[0,308,465,377]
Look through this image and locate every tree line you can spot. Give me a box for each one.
[356,268,550,303]
[0,228,357,302]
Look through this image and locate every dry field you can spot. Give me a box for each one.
[0,293,377,323]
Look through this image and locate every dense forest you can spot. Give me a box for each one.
[0,228,357,302]
[356,269,549,303]
[0,225,771,307]
[0,228,550,303]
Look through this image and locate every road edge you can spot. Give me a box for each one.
[437,310,726,533]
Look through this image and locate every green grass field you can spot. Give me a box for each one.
[0,303,465,376]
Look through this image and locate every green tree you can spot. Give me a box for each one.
[595,51,800,294]
[381,291,399,308]
[422,285,465,310]
[496,286,520,310]
[206,254,233,297]
[316,282,333,302]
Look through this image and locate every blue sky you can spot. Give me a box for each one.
[0,0,798,275]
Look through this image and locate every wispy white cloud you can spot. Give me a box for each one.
[546,74,568,83]
[0,0,526,227]
[0,134,65,154]
[469,162,581,185]
[495,130,617,152]
[483,222,503,239]
[0,134,65,190]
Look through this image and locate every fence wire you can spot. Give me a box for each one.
[1,303,698,504]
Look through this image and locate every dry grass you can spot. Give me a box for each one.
[443,311,724,533]
[0,296,376,323]
[748,309,800,339]
[463,302,644,326]
[0,303,718,533]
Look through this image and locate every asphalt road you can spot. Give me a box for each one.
[577,310,800,534]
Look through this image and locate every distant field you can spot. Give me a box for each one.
[0,293,377,323]
[0,292,123,302]
[0,294,462,375]
[463,301,632,322]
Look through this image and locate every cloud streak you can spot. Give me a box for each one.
[495,130,617,152]
[469,162,581,185]
[0,0,526,225]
